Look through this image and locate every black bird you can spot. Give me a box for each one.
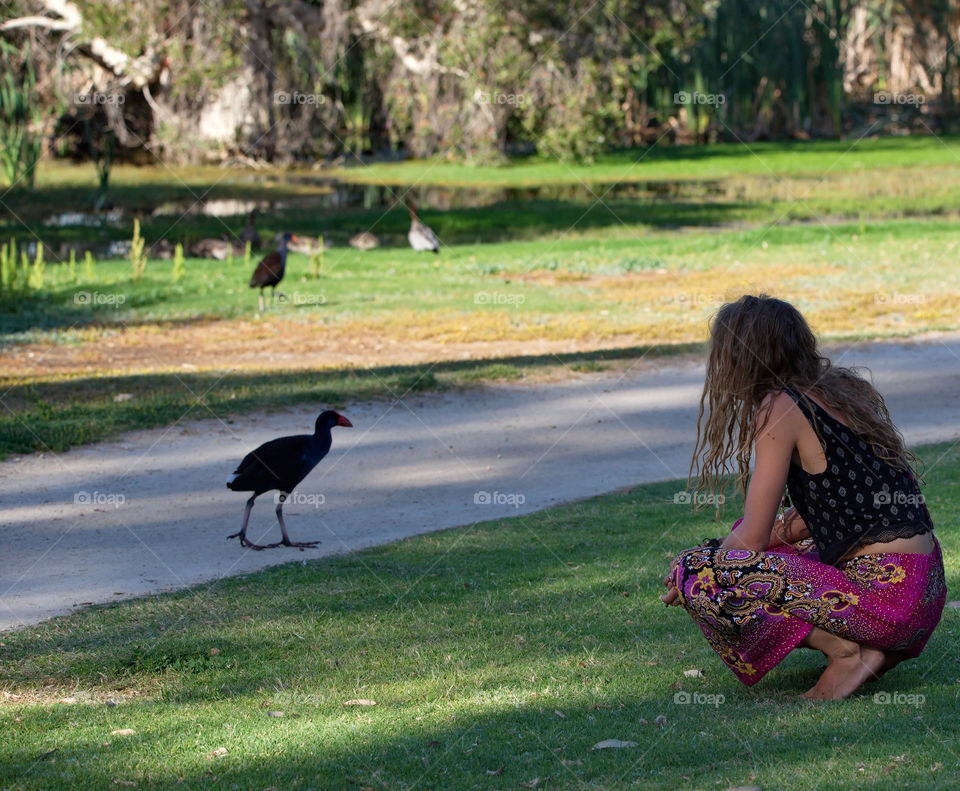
[250,232,296,311]
[226,410,353,549]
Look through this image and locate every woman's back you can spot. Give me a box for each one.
[784,387,934,564]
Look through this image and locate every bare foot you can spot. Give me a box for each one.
[801,643,887,700]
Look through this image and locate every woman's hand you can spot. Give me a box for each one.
[661,573,681,606]
[661,586,680,606]
[766,506,811,549]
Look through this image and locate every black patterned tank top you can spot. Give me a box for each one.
[783,388,933,565]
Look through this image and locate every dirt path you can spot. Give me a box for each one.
[2,333,959,630]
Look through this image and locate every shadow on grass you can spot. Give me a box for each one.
[3,463,956,701]
[0,288,204,337]
[0,444,960,791]
[3,681,958,791]
[1,456,957,789]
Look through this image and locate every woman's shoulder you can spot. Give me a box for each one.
[759,388,803,414]
[757,389,808,433]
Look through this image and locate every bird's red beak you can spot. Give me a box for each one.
[290,234,301,242]
[337,414,353,428]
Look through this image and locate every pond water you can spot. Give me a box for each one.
[43,178,722,227]
[25,176,724,259]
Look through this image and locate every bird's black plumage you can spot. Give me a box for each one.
[226,410,352,549]
[228,434,324,494]
[250,232,295,311]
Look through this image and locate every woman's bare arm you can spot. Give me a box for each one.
[662,391,801,605]
[766,506,810,549]
[721,392,797,552]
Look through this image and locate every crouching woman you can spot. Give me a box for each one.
[663,295,946,699]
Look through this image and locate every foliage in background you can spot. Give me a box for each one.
[171,243,185,283]
[129,219,146,281]
[0,40,42,188]
[0,0,958,163]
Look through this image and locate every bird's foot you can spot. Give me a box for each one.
[227,531,273,551]
[280,538,321,550]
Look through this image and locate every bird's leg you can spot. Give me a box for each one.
[258,289,265,312]
[275,495,320,550]
[227,494,273,550]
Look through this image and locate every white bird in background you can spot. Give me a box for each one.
[407,201,440,253]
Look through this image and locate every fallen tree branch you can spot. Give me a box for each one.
[0,0,81,32]
[1,0,166,88]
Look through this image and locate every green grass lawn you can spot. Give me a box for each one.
[327,135,960,185]
[2,216,958,459]
[4,217,959,338]
[9,135,960,232]
[3,135,960,462]
[2,441,958,790]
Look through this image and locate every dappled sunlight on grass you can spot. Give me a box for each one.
[2,445,958,789]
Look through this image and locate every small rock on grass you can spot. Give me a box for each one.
[110,729,137,736]
[343,699,377,706]
[593,739,638,750]
[519,778,548,788]
[266,711,284,717]
[683,669,704,678]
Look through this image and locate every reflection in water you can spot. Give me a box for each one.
[32,177,722,259]
[45,178,722,226]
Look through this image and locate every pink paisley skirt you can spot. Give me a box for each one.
[670,525,947,686]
